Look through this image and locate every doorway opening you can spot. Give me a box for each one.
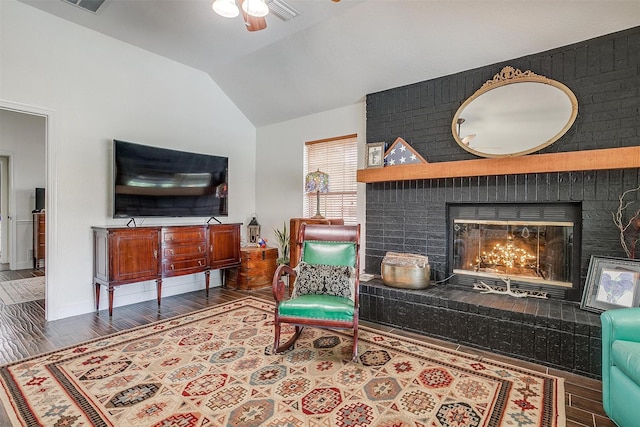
[0,100,52,318]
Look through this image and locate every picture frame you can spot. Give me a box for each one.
[365,142,385,168]
[580,255,640,313]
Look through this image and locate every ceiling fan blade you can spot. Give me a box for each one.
[461,134,476,146]
[243,10,267,32]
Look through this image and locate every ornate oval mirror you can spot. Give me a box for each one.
[452,66,578,158]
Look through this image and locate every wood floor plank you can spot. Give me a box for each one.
[566,405,597,427]
[594,414,617,427]
[566,382,604,403]
[570,394,608,418]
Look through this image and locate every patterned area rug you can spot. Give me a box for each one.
[0,297,565,426]
[0,276,45,305]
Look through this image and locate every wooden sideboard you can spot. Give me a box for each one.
[32,212,45,269]
[93,223,241,316]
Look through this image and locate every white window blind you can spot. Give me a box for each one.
[304,134,358,225]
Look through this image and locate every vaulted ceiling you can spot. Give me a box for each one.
[18,0,640,127]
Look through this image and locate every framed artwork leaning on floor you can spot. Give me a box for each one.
[580,255,640,313]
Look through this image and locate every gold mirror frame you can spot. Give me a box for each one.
[452,66,579,158]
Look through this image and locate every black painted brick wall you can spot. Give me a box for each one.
[365,26,640,302]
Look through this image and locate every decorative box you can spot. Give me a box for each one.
[226,246,278,290]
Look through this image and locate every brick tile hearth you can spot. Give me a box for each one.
[359,280,603,378]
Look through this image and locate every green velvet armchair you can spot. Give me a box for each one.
[601,307,640,426]
[272,223,360,361]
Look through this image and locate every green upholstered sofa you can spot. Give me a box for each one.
[601,307,640,426]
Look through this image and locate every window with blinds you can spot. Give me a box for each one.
[304,134,358,225]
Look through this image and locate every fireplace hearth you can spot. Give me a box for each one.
[359,279,602,378]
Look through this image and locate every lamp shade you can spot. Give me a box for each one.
[212,0,239,18]
[305,170,329,219]
[305,169,329,194]
[241,0,269,17]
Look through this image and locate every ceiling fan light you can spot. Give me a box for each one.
[212,0,239,18]
[241,0,269,18]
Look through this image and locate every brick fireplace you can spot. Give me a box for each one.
[358,26,640,378]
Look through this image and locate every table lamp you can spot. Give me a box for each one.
[305,169,329,219]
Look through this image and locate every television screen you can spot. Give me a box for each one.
[113,140,228,218]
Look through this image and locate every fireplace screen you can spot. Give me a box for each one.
[452,220,573,287]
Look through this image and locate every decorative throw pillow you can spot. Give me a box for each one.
[292,262,355,301]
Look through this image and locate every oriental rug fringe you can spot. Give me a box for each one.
[0,297,565,426]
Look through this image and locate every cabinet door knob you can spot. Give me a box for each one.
[154,250,158,258]
[210,245,213,252]
[198,260,203,266]
[171,264,175,270]
[170,249,174,255]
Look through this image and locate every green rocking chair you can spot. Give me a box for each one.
[272,223,361,361]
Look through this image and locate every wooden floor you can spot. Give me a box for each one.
[0,268,615,427]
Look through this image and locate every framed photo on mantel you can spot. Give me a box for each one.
[580,255,640,313]
[365,142,385,168]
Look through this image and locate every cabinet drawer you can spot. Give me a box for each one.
[162,257,208,275]
[163,244,206,259]
[162,227,206,244]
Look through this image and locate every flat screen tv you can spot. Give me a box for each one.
[113,140,228,218]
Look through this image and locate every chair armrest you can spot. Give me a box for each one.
[600,307,640,416]
[272,264,296,302]
[601,308,640,344]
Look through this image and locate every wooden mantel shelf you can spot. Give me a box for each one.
[357,146,640,183]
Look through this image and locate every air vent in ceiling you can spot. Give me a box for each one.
[266,0,300,21]
[61,0,108,13]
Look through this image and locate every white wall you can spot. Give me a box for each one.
[0,110,46,269]
[0,0,256,320]
[255,103,367,264]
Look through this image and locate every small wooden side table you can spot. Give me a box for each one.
[226,246,278,290]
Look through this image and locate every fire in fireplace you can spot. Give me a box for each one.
[448,203,581,299]
[452,220,573,287]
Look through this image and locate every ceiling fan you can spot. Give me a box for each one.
[212,0,340,32]
[456,118,503,151]
[456,118,476,146]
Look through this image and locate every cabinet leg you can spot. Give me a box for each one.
[222,268,231,288]
[156,279,162,306]
[204,271,210,297]
[108,287,114,317]
[95,283,100,311]
[225,268,232,287]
